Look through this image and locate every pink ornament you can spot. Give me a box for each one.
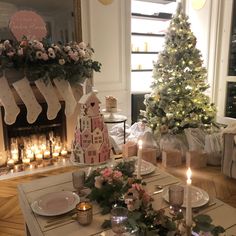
[9,10,47,41]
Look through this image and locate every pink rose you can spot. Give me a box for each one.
[18,48,24,56]
[101,168,113,178]
[113,170,122,179]
[6,51,15,57]
[42,53,49,61]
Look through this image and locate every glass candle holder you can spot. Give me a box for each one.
[72,170,86,196]
[169,185,184,215]
[76,202,93,225]
[111,207,128,235]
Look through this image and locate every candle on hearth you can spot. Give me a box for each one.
[137,140,143,179]
[26,149,34,161]
[61,149,68,156]
[7,159,14,168]
[11,149,18,163]
[186,167,192,227]
[52,152,59,158]
[22,158,30,165]
[44,150,50,158]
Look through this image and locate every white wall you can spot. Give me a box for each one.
[186,0,221,100]
[81,0,131,123]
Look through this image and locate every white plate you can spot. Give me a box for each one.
[162,185,209,208]
[134,159,156,176]
[31,191,80,216]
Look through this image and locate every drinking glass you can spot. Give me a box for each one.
[168,185,184,215]
[110,207,128,236]
[72,170,86,196]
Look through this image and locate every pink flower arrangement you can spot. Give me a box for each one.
[124,183,152,211]
[0,38,101,84]
[94,168,123,189]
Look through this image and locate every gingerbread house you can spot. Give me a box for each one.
[72,90,111,165]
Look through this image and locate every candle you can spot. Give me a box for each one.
[11,153,18,163]
[26,149,34,161]
[44,150,51,158]
[186,168,192,227]
[76,202,93,225]
[61,149,68,156]
[35,153,43,160]
[52,152,59,158]
[137,140,143,179]
[22,158,30,165]
[7,159,14,168]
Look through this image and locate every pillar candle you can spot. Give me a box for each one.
[137,140,143,179]
[186,168,192,227]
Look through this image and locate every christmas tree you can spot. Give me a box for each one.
[144,3,216,135]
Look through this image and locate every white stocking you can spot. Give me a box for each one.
[35,78,61,120]
[53,78,77,117]
[0,76,20,124]
[13,78,42,124]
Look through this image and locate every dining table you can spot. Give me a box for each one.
[18,163,236,236]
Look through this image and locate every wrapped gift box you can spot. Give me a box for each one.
[186,150,207,168]
[142,148,157,165]
[162,149,182,167]
[122,141,137,158]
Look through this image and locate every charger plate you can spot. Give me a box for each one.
[162,184,209,208]
[31,191,80,216]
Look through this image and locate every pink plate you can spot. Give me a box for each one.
[31,191,80,216]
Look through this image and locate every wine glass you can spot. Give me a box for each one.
[110,207,128,236]
[72,170,86,196]
[168,185,184,215]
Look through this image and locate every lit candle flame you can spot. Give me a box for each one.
[186,168,192,179]
[138,140,143,149]
[186,167,192,184]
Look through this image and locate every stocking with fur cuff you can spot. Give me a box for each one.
[53,78,77,117]
[13,78,42,124]
[35,78,61,120]
[0,76,20,124]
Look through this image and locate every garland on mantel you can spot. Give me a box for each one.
[0,38,101,84]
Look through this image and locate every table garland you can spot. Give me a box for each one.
[84,160,225,236]
[0,38,101,84]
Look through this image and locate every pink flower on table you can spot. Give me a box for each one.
[101,168,113,178]
[132,183,142,192]
[6,51,15,57]
[113,170,122,179]
[17,48,24,56]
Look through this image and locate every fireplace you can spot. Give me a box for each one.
[0,81,82,179]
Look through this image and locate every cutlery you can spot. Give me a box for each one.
[193,202,216,214]
[46,210,76,223]
[152,189,164,195]
[45,216,76,228]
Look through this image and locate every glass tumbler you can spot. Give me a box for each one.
[110,207,128,236]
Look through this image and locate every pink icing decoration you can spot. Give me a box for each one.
[9,10,47,41]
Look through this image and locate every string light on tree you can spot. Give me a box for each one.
[144,2,216,135]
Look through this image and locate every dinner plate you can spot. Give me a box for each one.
[134,159,156,175]
[162,185,209,208]
[31,191,80,216]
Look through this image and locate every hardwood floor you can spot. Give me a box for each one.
[0,164,235,236]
